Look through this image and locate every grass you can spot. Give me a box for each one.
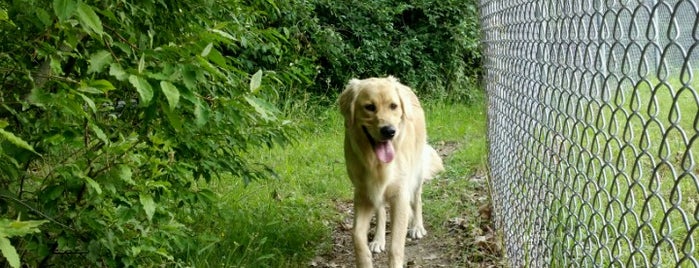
[187,107,349,267]
[535,75,699,267]
[185,92,493,267]
[420,94,499,265]
[423,95,489,230]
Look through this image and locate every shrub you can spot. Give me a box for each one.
[0,0,482,266]
[306,0,481,101]
[0,0,314,266]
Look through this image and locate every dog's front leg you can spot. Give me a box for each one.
[353,200,374,268]
[408,183,427,239]
[369,205,386,253]
[389,194,410,268]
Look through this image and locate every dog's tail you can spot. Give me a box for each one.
[422,145,444,181]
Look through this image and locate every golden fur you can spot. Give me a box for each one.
[339,76,444,268]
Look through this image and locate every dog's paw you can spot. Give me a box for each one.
[369,240,385,253]
[408,226,427,239]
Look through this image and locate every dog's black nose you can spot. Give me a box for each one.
[380,126,396,139]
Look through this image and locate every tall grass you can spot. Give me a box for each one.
[427,95,489,169]
[185,106,347,267]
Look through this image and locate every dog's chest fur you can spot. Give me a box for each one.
[346,137,422,207]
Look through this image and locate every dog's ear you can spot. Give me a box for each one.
[391,76,417,120]
[339,79,361,127]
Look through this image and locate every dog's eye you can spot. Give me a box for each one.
[390,103,398,110]
[364,104,376,112]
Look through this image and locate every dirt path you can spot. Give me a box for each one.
[310,142,503,268]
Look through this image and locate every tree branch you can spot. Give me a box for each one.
[0,192,75,232]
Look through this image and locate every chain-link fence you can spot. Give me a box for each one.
[479,0,699,266]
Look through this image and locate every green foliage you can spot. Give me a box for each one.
[0,218,47,268]
[306,0,481,101]
[0,0,314,266]
[0,0,482,266]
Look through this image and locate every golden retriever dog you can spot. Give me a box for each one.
[339,76,444,268]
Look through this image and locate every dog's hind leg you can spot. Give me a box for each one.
[369,205,386,253]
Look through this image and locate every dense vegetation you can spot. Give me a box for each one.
[0,0,480,266]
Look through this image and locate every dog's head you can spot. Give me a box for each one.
[338,76,415,163]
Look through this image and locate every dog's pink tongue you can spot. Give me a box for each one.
[375,141,395,163]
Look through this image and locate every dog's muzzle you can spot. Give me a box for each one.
[380,126,396,140]
[362,125,396,163]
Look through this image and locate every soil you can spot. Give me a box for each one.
[309,141,504,268]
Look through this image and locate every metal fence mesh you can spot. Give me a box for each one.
[479,0,699,267]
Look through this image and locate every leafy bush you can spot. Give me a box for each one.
[0,219,46,268]
[0,0,314,266]
[0,0,482,266]
[306,0,481,101]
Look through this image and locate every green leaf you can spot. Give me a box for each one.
[89,123,108,143]
[162,103,183,131]
[87,50,112,74]
[76,2,103,36]
[84,177,102,195]
[206,48,227,67]
[35,8,51,27]
[76,85,103,95]
[159,81,180,110]
[0,218,47,268]
[0,219,47,237]
[182,67,197,90]
[210,29,236,41]
[77,93,96,114]
[193,101,209,126]
[0,236,19,268]
[49,56,64,76]
[138,53,145,73]
[244,96,277,121]
[0,9,9,21]
[116,165,134,185]
[139,194,155,221]
[179,87,197,105]
[53,0,77,22]
[197,189,217,203]
[196,56,225,79]
[128,75,153,106]
[26,88,47,108]
[88,79,115,91]
[201,43,213,57]
[0,129,38,155]
[0,8,14,27]
[250,70,262,93]
[41,185,64,202]
[109,63,128,81]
